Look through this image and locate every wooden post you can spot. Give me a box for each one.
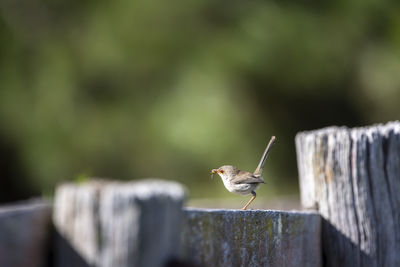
[53,179,186,267]
[0,200,52,267]
[296,121,400,267]
[181,208,321,267]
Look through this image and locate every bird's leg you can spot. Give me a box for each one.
[242,191,256,210]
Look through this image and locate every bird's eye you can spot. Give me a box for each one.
[219,170,225,174]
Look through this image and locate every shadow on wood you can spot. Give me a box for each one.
[53,228,90,267]
[321,217,372,267]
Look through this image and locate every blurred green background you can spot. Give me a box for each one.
[0,0,399,206]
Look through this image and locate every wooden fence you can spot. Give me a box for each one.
[0,121,398,267]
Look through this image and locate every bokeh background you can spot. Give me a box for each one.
[1,0,399,207]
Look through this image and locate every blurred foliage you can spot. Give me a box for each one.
[0,0,399,202]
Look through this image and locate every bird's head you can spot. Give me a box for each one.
[210,165,239,181]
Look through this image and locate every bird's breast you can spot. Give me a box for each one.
[221,179,259,196]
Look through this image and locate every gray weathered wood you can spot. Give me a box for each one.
[0,200,52,267]
[296,121,400,267]
[53,179,186,267]
[180,208,321,267]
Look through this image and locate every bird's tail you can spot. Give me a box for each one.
[253,136,276,176]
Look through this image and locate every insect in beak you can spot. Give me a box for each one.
[210,169,218,179]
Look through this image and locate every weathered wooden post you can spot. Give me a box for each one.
[296,121,400,267]
[181,208,321,267]
[53,179,186,267]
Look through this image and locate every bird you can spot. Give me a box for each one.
[211,136,276,210]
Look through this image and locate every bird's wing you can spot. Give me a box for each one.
[232,171,265,184]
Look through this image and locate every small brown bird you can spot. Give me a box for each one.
[211,136,276,210]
